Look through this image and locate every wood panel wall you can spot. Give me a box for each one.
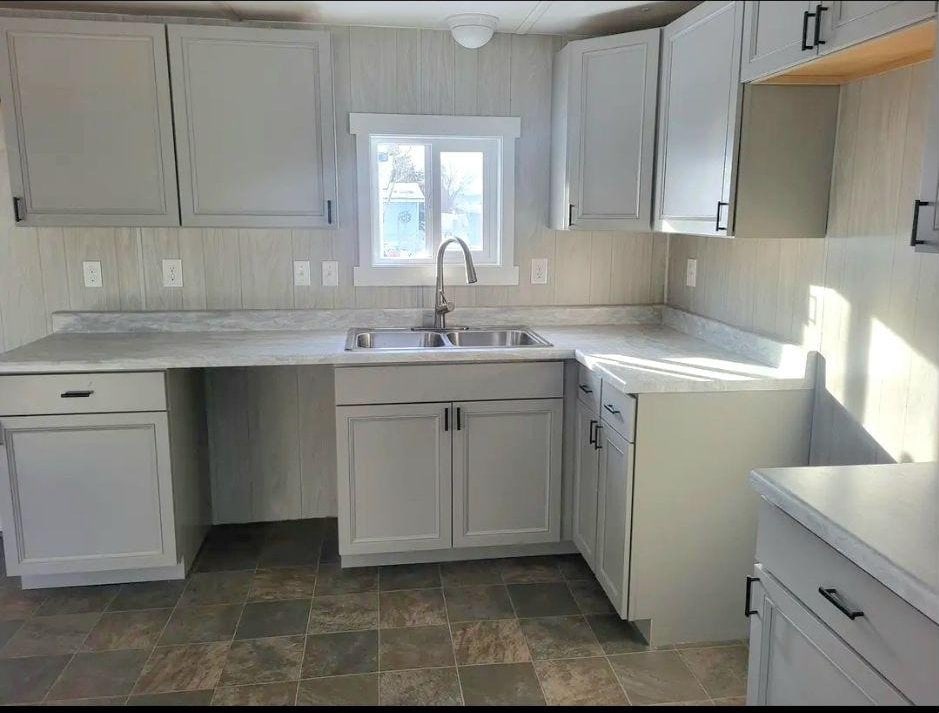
[667,63,939,466]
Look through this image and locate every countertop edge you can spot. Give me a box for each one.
[749,470,939,625]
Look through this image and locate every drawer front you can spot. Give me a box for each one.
[0,372,166,416]
[599,382,636,441]
[757,502,939,704]
[575,365,601,410]
[335,362,564,406]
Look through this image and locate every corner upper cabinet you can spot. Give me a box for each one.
[550,29,660,231]
[167,25,338,228]
[655,1,743,236]
[0,18,179,227]
[740,2,820,82]
[818,2,937,56]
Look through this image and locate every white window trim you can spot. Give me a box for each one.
[350,113,521,287]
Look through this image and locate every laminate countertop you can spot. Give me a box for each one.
[750,462,939,624]
[0,322,813,395]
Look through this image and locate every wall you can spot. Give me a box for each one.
[667,63,939,466]
[0,25,668,355]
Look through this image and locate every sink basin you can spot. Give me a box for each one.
[346,327,551,351]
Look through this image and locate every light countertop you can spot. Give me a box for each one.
[0,322,813,395]
[750,462,939,624]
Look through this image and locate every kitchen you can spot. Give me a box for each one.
[0,0,935,706]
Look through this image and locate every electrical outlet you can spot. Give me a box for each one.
[322,260,339,287]
[531,258,548,285]
[294,260,312,287]
[82,261,102,288]
[686,258,697,288]
[162,258,183,288]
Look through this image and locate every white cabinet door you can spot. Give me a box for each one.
[655,1,743,237]
[747,566,910,706]
[336,403,451,555]
[741,1,820,82]
[594,422,634,617]
[912,29,939,252]
[819,1,937,54]
[168,25,338,228]
[0,18,179,227]
[572,398,600,567]
[552,29,659,231]
[452,399,563,547]
[0,413,177,576]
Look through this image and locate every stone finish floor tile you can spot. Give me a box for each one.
[133,642,230,694]
[518,615,603,659]
[379,667,462,706]
[0,654,71,704]
[48,650,150,700]
[301,630,378,678]
[297,673,379,706]
[444,585,515,622]
[314,564,378,595]
[108,581,185,611]
[180,571,252,607]
[534,657,629,706]
[608,650,709,705]
[379,625,454,671]
[210,681,298,706]
[234,600,311,640]
[126,689,216,705]
[499,556,563,584]
[248,567,317,602]
[82,609,171,651]
[1,613,99,657]
[307,592,378,634]
[35,586,119,616]
[506,582,579,618]
[678,645,749,699]
[451,619,531,665]
[459,662,546,706]
[380,588,447,628]
[439,559,502,587]
[586,613,650,654]
[159,605,242,645]
[218,636,305,687]
[380,563,441,591]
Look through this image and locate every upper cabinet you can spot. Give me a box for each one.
[655,1,743,236]
[550,29,660,231]
[167,25,338,228]
[912,23,939,253]
[0,18,179,227]
[742,1,937,82]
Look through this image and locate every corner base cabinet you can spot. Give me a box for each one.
[335,363,564,559]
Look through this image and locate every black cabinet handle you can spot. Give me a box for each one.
[813,4,827,48]
[801,9,816,50]
[569,204,575,227]
[594,423,602,450]
[603,403,621,416]
[578,384,593,394]
[588,419,598,445]
[818,587,865,620]
[61,390,94,398]
[326,199,333,225]
[444,407,449,432]
[911,199,933,246]
[12,197,23,223]
[715,201,728,232]
[745,576,760,617]
[456,407,462,431]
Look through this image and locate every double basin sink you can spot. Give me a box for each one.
[346,327,551,351]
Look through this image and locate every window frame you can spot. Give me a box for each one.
[351,113,520,287]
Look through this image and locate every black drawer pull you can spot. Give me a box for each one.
[818,587,865,620]
[444,407,449,432]
[715,200,728,232]
[594,423,602,450]
[911,199,934,246]
[569,203,575,227]
[61,390,94,398]
[578,384,593,394]
[603,403,621,416]
[588,419,598,445]
[456,407,462,431]
[813,4,827,47]
[801,9,816,50]
[745,576,759,617]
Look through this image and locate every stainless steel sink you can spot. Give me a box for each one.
[345,327,551,351]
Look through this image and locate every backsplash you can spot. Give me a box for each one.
[0,25,666,354]
[668,63,939,466]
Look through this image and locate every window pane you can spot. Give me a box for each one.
[377,142,427,259]
[440,151,484,251]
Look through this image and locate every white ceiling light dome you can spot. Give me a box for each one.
[446,13,499,49]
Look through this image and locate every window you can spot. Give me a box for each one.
[351,114,520,286]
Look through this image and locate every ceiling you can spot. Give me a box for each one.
[0,1,701,36]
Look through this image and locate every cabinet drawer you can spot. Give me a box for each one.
[0,372,166,416]
[599,382,636,440]
[757,502,939,704]
[575,365,601,410]
[335,362,564,405]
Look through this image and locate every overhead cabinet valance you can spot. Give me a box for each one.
[0,18,338,228]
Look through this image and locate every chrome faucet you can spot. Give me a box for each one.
[434,237,478,329]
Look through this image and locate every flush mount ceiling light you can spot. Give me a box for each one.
[446,13,499,49]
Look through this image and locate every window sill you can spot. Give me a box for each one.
[353,264,519,287]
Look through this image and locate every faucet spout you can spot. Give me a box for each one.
[434,237,478,329]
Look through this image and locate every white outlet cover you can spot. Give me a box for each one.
[294,260,312,287]
[531,258,548,285]
[686,258,697,288]
[82,261,102,288]
[322,260,339,287]
[162,258,183,288]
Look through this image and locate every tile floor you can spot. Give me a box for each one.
[0,519,748,706]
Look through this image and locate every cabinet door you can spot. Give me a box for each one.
[0,413,177,576]
[572,399,600,567]
[0,18,179,227]
[168,25,338,228]
[747,566,909,706]
[336,403,451,555]
[819,1,937,54]
[655,1,743,237]
[594,422,634,617]
[912,30,939,252]
[452,399,562,547]
[566,29,659,231]
[740,1,819,82]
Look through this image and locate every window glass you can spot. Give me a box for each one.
[376,142,427,259]
[440,151,484,251]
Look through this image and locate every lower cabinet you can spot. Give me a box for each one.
[336,392,563,557]
[572,398,600,567]
[594,421,634,614]
[747,565,909,705]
